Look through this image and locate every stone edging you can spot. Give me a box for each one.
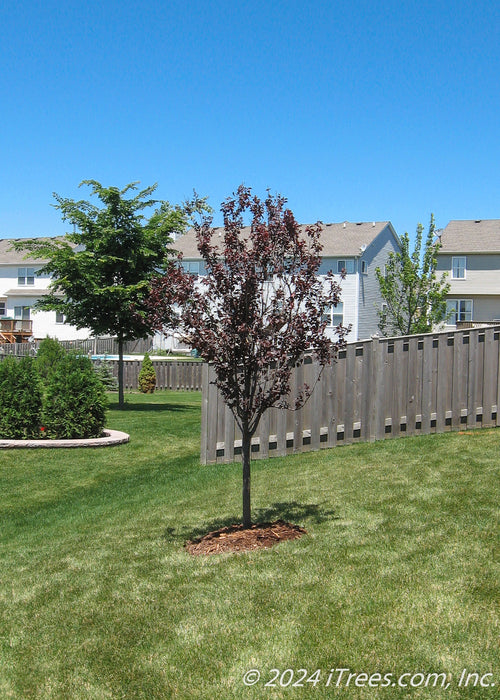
[0,429,130,449]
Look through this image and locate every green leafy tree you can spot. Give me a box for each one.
[15,181,207,407]
[375,215,450,336]
[138,353,156,393]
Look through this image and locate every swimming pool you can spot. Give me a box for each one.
[91,355,144,361]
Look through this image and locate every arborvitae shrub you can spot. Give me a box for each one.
[36,336,66,381]
[0,356,43,439]
[42,354,108,439]
[138,353,156,393]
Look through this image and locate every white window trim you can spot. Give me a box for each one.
[17,267,35,286]
[447,298,473,324]
[14,305,31,320]
[322,301,344,327]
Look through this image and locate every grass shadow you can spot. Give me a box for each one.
[164,501,340,543]
[109,402,196,413]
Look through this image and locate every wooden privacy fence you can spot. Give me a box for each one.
[100,359,203,391]
[0,337,154,356]
[201,325,500,464]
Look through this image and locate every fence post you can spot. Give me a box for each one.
[406,337,418,436]
[200,363,210,465]
[311,362,323,452]
[421,335,434,434]
[496,329,500,427]
[482,327,496,428]
[436,334,448,433]
[451,331,465,430]
[293,362,304,453]
[369,337,384,441]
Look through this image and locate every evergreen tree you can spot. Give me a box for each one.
[138,353,156,393]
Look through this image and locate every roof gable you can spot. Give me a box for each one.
[438,220,500,254]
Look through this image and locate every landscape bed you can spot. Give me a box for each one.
[0,429,129,449]
[0,390,498,699]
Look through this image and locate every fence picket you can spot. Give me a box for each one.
[482,328,496,427]
[406,338,418,436]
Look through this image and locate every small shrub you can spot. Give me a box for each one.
[93,360,119,390]
[36,337,66,381]
[138,353,156,393]
[0,356,43,439]
[42,354,108,439]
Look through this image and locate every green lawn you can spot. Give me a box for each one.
[0,392,498,699]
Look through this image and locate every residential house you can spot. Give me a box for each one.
[436,220,500,328]
[169,221,401,343]
[0,239,88,342]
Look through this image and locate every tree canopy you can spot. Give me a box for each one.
[15,180,207,406]
[148,185,348,526]
[375,214,450,337]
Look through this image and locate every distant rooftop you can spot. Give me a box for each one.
[0,237,73,264]
[437,220,500,254]
[173,221,395,258]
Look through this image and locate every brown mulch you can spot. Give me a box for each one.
[185,520,307,556]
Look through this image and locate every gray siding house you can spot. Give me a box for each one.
[171,221,400,341]
[436,219,500,327]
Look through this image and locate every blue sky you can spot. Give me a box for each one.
[1,0,498,239]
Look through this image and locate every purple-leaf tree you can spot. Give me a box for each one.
[148,185,348,527]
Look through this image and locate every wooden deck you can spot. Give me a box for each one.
[0,319,33,343]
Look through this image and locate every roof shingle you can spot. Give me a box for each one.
[173,221,393,259]
[438,220,500,254]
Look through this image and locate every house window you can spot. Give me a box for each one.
[451,257,466,279]
[18,267,35,285]
[14,306,31,320]
[332,302,344,326]
[447,299,472,324]
[322,302,344,327]
[361,260,368,274]
[0,302,5,316]
[55,311,65,324]
[337,259,355,274]
[180,261,200,275]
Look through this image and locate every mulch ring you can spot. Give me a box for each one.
[185,520,307,556]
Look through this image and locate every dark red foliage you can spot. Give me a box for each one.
[147,185,348,526]
[148,185,347,435]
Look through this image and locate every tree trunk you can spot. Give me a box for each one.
[118,335,124,409]
[242,425,252,528]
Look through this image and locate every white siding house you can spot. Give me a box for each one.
[0,223,401,346]
[436,220,500,328]
[170,221,400,342]
[0,239,89,342]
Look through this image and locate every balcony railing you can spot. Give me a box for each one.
[0,319,33,334]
